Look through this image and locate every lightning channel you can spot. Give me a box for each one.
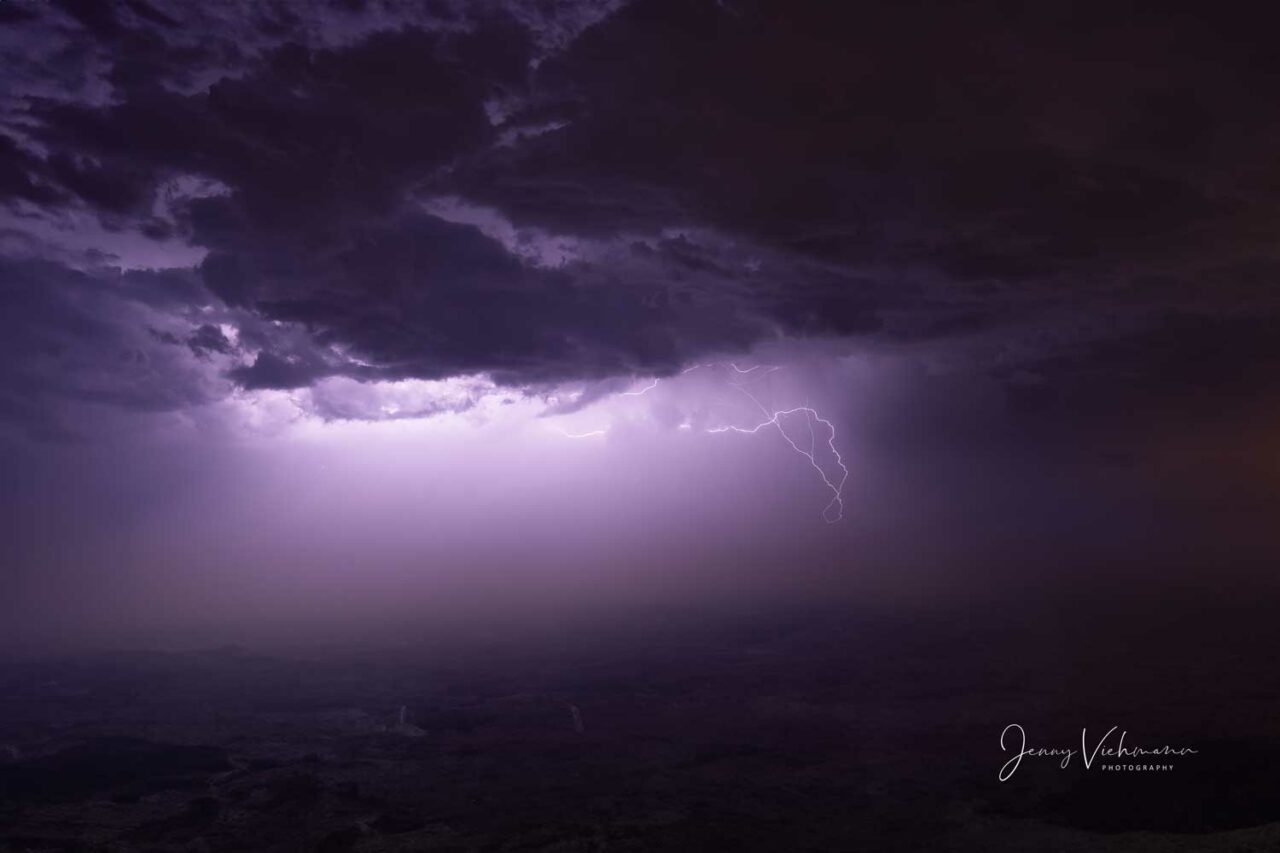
[552,363,850,522]
[619,378,660,396]
[708,382,849,523]
[556,426,607,439]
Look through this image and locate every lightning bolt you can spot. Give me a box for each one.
[681,362,780,377]
[706,382,848,523]
[553,363,849,522]
[619,378,660,396]
[556,426,608,439]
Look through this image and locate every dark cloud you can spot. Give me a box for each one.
[0,257,229,440]
[0,136,68,210]
[186,323,235,358]
[228,349,331,390]
[52,0,125,39]
[2,0,1279,429]
[217,212,770,388]
[447,0,1280,310]
[1002,311,1280,424]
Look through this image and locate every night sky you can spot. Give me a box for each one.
[2,0,1280,651]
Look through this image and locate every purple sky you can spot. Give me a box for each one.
[2,0,1280,651]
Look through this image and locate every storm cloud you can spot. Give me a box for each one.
[3,0,1280,435]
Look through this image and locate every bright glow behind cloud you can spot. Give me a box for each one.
[217,357,855,522]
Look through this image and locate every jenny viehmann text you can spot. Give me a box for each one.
[999,723,1198,781]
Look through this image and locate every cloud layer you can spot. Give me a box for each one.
[3,0,1280,438]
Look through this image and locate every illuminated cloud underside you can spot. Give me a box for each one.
[231,361,851,522]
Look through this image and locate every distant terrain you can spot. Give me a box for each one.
[2,600,1279,852]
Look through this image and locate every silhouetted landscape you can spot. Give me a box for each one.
[4,594,1280,852]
